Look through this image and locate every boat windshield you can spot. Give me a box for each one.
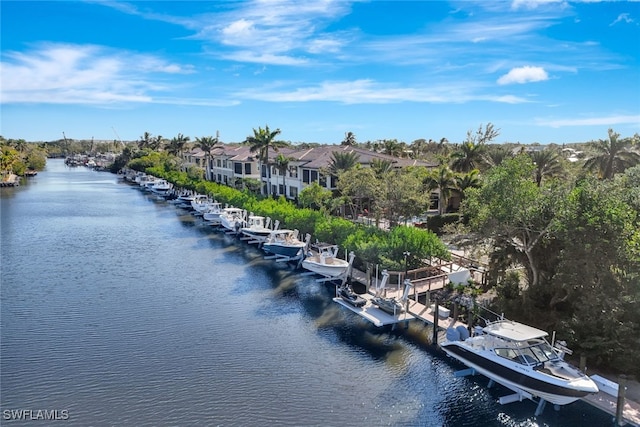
[495,340,560,365]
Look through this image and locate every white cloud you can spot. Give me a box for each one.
[539,115,640,128]
[234,79,530,104]
[0,43,192,104]
[497,66,549,85]
[610,13,634,26]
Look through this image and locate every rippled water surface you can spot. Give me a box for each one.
[1,160,612,426]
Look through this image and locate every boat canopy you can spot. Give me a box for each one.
[483,320,548,342]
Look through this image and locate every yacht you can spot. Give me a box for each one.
[440,319,599,406]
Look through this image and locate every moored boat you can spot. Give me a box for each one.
[262,229,307,258]
[337,285,366,308]
[301,243,350,278]
[220,207,247,232]
[440,318,599,406]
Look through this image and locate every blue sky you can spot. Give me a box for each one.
[1,1,639,145]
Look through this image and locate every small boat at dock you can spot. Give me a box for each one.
[301,243,350,278]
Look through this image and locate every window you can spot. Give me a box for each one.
[302,169,310,184]
[319,173,327,187]
[216,159,221,167]
[289,166,298,178]
[234,163,243,174]
[310,170,318,183]
[244,163,251,174]
[289,186,298,198]
[278,184,284,195]
[261,164,267,178]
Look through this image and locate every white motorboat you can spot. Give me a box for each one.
[262,229,307,258]
[240,215,275,243]
[148,179,172,195]
[301,243,350,278]
[190,195,210,213]
[220,207,246,232]
[440,318,599,406]
[202,202,224,223]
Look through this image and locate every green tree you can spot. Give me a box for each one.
[195,135,219,181]
[1,145,20,176]
[166,133,190,157]
[274,153,293,197]
[299,182,333,213]
[380,169,427,227]
[370,158,393,178]
[462,155,564,294]
[425,165,457,215]
[338,167,382,219]
[530,148,564,187]
[341,131,357,146]
[451,123,499,172]
[381,139,404,157]
[455,169,481,202]
[329,151,360,176]
[583,128,640,179]
[245,125,287,197]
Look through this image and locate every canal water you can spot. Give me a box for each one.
[1,159,611,426]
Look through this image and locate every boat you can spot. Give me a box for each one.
[337,285,366,308]
[371,296,404,315]
[440,318,599,406]
[262,229,307,258]
[301,243,350,278]
[240,215,274,243]
[148,179,172,195]
[202,202,224,224]
[190,195,211,213]
[220,207,246,233]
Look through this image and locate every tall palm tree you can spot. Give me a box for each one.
[583,128,640,179]
[341,131,357,146]
[245,125,287,197]
[329,151,360,176]
[424,165,457,215]
[167,133,190,157]
[274,153,293,197]
[195,135,219,181]
[529,149,564,187]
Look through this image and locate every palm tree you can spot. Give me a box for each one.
[424,165,457,215]
[482,145,513,168]
[529,149,564,187]
[451,140,485,172]
[148,135,165,151]
[455,169,481,202]
[166,133,190,157]
[341,131,357,146]
[245,125,287,197]
[370,158,393,178]
[274,153,293,197]
[583,128,640,179]
[195,135,219,181]
[409,139,427,159]
[381,139,403,157]
[329,151,360,176]
[137,132,153,150]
